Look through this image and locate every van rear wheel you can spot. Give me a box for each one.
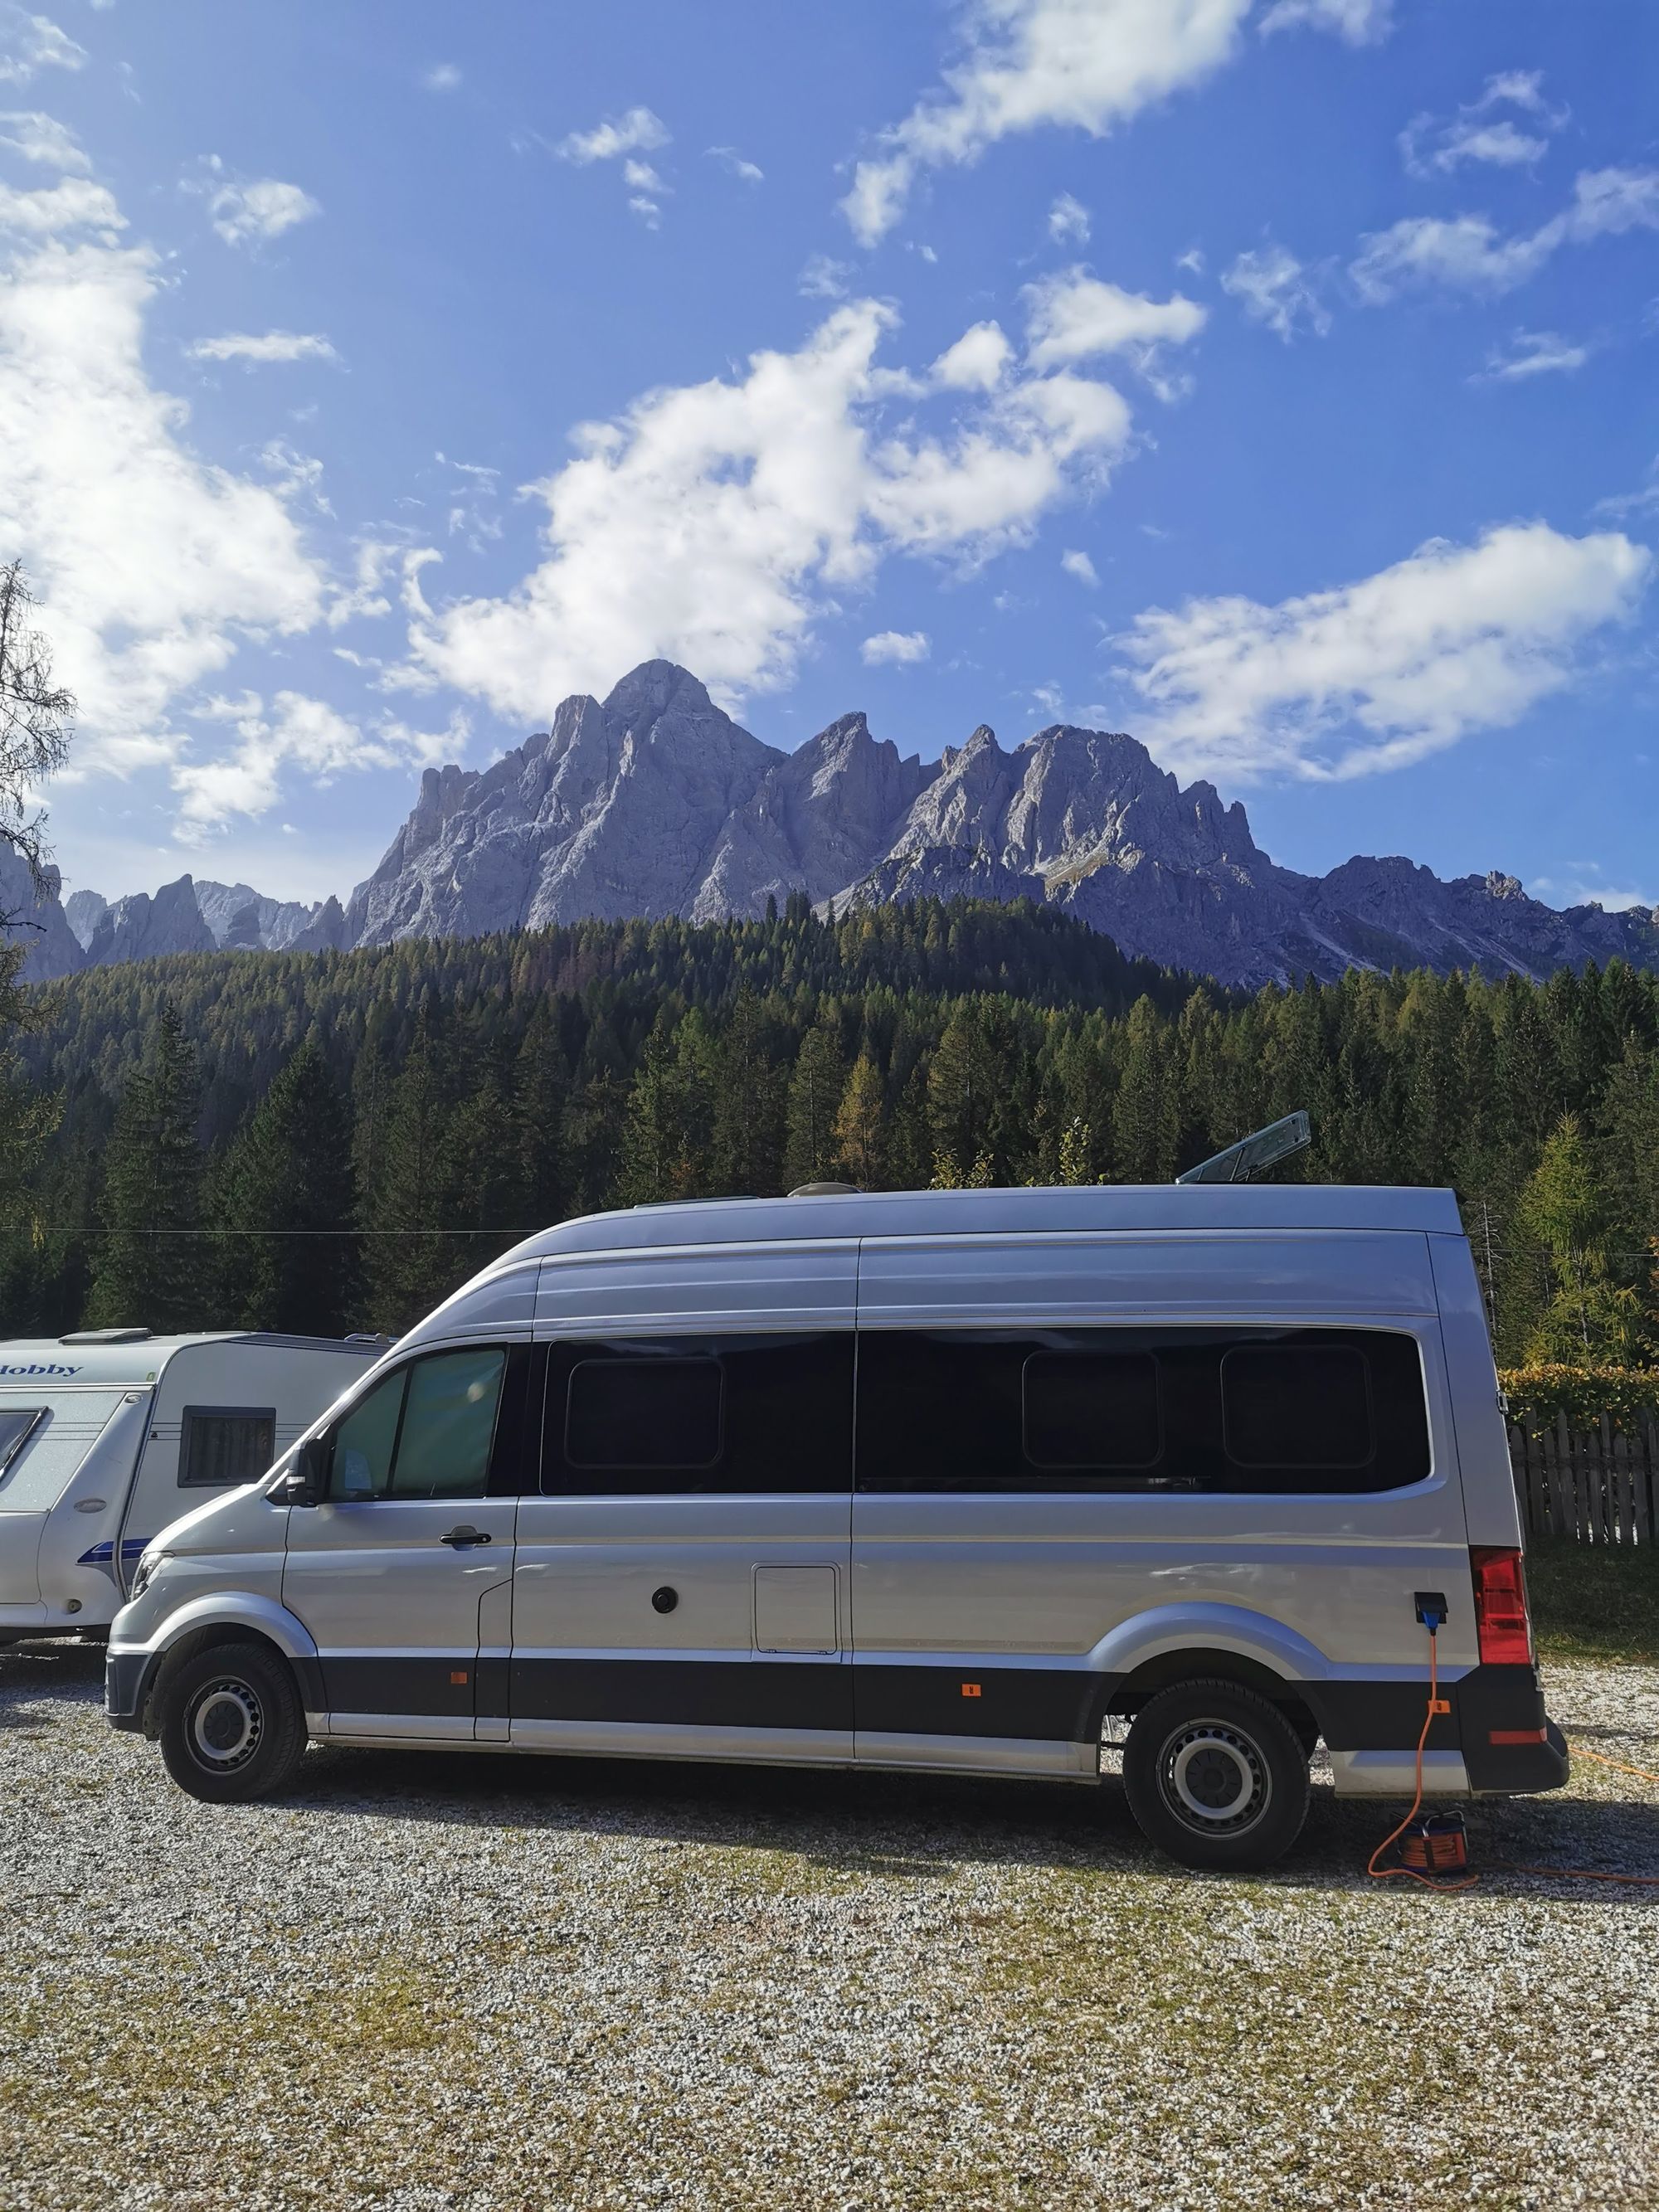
[1122,1680,1309,1871]
[158,1641,306,1803]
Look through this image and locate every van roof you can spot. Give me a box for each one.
[497,1183,1464,1267]
[0,1332,380,1389]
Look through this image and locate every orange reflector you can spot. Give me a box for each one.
[450,1670,469,1685]
[961,1682,981,1699]
[1429,1699,1451,1715]
[1490,1727,1546,1744]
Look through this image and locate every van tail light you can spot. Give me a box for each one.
[1470,1547,1533,1667]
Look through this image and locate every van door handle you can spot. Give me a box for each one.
[440,1525,491,1548]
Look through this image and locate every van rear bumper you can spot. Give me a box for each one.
[1313,1664,1568,1797]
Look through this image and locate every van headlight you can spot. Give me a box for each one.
[129,1550,168,1601]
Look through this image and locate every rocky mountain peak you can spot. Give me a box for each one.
[13,663,1659,993]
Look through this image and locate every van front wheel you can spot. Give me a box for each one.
[1122,1680,1309,1871]
[157,1641,306,1803]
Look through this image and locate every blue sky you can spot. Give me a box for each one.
[2,0,1656,913]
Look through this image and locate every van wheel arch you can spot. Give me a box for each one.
[1104,1649,1320,1757]
[143,1624,298,1740]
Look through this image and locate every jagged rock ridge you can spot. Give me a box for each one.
[343,662,1659,989]
[11,660,1658,990]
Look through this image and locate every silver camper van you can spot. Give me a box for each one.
[1,1330,382,1643]
[105,1188,1566,1869]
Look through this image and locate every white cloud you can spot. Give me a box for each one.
[1530,867,1656,916]
[424,63,461,91]
[187,328,339,366]
[204,172,321,248]
[1048,190,1089,244]
[798,252,852,299]
[1593,458,1659,523]
[1061,547,1097,584]
[0,206,328,779]
[1222,241,1330,340]
[1117,523,1651,783]
[1400,70,1563,178]
[707,145,764,182]
[173,691,463,835]
[0,107,85,167]
[1351,167,1659,302]
[840,0,1254,246]
[556,105,669,164]
[0,173,120,235]
[861,629,931,665]
[932,318,1012,389]
[1478,329,1591,382]
[1024,268,1206,375]
[405,299,1134,718]
[1259,0,1392,45]
[0,10,84,86]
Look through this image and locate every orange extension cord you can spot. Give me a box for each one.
[1366,1627,1659,1892]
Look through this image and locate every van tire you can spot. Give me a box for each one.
[1122,1679,1310,1872]
[157,1641,306,1803]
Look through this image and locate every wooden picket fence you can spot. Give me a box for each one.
[1507,1412,1658,1545]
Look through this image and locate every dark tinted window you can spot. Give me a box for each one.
[180,1407,276,1489]
[544,1334,853,1495]
[1024,1351,1160,1469]
[1223,1345,1371,1469]
[567,1358,722,1469]
[856,1328,1429,1495]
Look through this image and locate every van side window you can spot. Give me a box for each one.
[178,1407,276,1489]
[543,1334,853,1495]
[856,1328,1430,1495]
[1023,1351,1161,1470]
[1221,1345,1371,1469]
[567,1358,722,1469]
[328,1348,509,1502]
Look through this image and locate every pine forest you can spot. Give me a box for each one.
[5,897,1658,1388]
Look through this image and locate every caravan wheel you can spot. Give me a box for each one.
[158,1641,306,1803]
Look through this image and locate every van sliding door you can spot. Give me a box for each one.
[512,1243,856,1762]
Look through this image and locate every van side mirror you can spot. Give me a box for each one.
[287,1436,328,1507]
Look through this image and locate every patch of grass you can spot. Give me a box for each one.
[1527,1537,1659,1664]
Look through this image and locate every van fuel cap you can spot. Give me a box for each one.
[651,1586,679,1614]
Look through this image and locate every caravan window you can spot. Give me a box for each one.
[179,1407,277,1489]
[0,1407,45,1479]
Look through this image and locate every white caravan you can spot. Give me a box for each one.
[105,1187,1567,1870]
[0,1330,381,1642]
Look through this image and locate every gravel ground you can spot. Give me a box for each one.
[2,1646,1657,2212]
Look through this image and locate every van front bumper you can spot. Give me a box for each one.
[105,1646,152,1733]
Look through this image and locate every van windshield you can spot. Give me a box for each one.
[0,1390,133,1512]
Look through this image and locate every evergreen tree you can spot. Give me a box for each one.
[713,989,786,1194]
[1112,995,1179,1183]
[513,1001,571,1231]
[619,1010,717,1204]
[362,1013,468,1330]
[1507,1115,1644,1363]
[214,1035,359,1334]
[86,999,207,1330]
[785,1020,847,1189]
[928,1008,1002,1181]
